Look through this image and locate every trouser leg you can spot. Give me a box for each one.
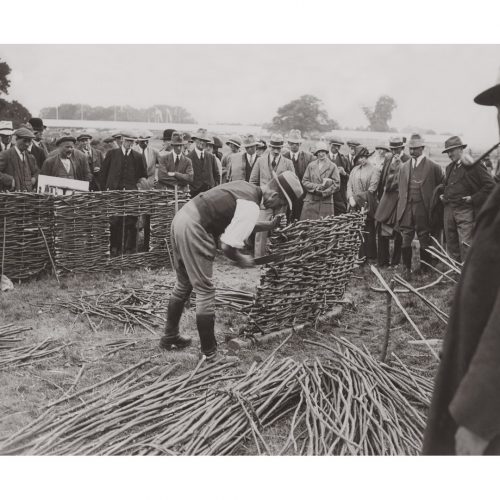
[377,229,390,267]
[365,218,377,260]
[143,214,151,252]
[454,205,475,262]
[125,215,138,252]
[254,207,273,258]
[391,231,402,266]
[443,205,460,262]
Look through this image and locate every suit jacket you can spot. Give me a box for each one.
[134,146,160,189]
[100,148,147,190]
[377,152,410,199]
[29,143,47,170]
[283,150,315,181]
[249,153,295,188]
[423,184,500,454]
[227,152,258,182]
[157,151,193,190]
[396,157,444,223]
[0,147,39,191]
[188,149,220,190]
[41,153,92,182]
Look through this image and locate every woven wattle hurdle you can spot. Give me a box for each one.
[241,212,365,337]
[0,189,189,280]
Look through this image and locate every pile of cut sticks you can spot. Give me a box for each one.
[0,338,432,456]
[0,324,31,351]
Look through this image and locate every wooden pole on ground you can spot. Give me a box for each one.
[379,279,394,362]
[38,224,61,286]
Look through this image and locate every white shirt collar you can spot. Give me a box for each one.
[195,147,204,160]
[122,146,130,156]
[412,154,425,167]
[246,152,255,161]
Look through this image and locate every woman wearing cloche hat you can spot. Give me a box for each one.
[300,142,340,220]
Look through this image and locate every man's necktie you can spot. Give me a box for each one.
[271,156,277,169]
[200,152,204,162]
[175,155,180,167]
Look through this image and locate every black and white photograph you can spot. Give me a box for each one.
[1,3,500,498]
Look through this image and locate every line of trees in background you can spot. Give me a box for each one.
[39,104,196,124]
[0,59,32,126]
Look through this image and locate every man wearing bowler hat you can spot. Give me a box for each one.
[375,136,410,268]
[157,131,193,191]
[423,69,500,455]
[158,171,303,362]
[187,128,220,198]
[396,133,444,275]
[282,129,314,221]
[327,136,351,215]
[41,135,92,182]
[439,136,494,262]
[226,134,259,183]
[100,132,147,255]
[0,128,39,191]
[249,133,295,258]
[160,129,175,155]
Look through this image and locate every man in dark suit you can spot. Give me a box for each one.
[327,136,351,215]
[188,128,220,198]
[0,127,39,191]
[396,133,444,275]
[76,132,104,190]
[376,137,410,267]
[100,133,147,255]
[423,72,500,456]
[157,131,193,191]
[282,129,314,221]
[41,135,92,182]
[28,118,49,169]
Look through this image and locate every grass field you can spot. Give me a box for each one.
[0,247,454,455]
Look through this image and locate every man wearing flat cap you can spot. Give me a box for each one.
[158,171,303,362]
[249,133,295,258]
[41,135,92,182]
[226,134,259,183]
[187,128,220,198]
[327,136,351,215]
[282,129,314,221]
[76,132,104,190]
[0,128,39,191]
[439,136,494,262]
[0,121,14,152]
[423,69,500,456]
[375,137,410,268]
[100,133,147,255]
[396,133,444,275]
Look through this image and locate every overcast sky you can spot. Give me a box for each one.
[1,45,499,146]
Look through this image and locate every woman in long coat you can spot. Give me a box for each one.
[347,146,380,262]
[300,142,340,220]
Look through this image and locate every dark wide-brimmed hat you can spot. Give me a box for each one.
[353,145,374,164]
[28,118,46,131]
[56,135,77,145]
[163,128,175,141]
[442,136,467,154]
[212,136,223,149]
[474,68,500,106]
[170,131,186,146]
[276,171,304,211]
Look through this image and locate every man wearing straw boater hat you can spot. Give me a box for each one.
[158,171,303,362]
[0,127,39,191]
[439,136,494,263]
[187,128,220,198]
[423,69,500,456]
[156,131,193,191]
[249,133,295,258]
[375,136,410,268]
[396,133,444,275]
[100,131,147,256]
[226,134,259,183]
[282,129,314,221]
[327,135,351,215]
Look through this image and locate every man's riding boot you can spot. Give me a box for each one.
[159,298,192,350]
[402,247,412,277]
[196,314,217,357]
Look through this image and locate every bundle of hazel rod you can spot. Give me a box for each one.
[423,236,463,282]
[241,212,365,336]
[0,336,67,370]
[0,324,32,351]
[55,284,254,334]
[0,338,432,456]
